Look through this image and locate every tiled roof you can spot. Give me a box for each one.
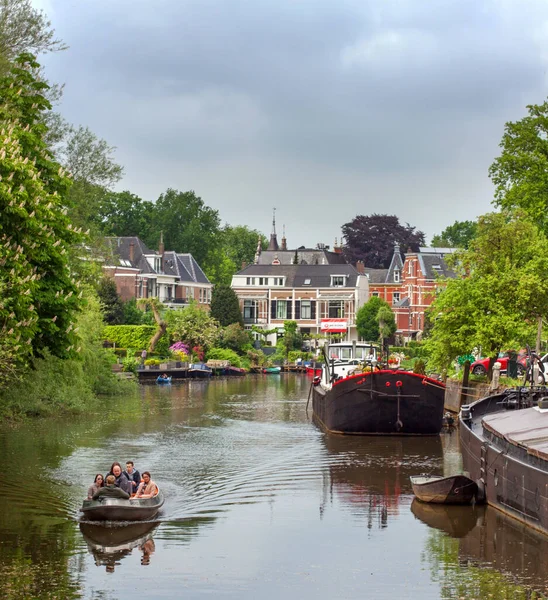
[257,249,347,266]
[363,268,389,284]
[105,236,157,273]
[177,254,211,284]
[236,263,360,287]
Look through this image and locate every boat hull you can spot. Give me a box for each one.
[80,492,164,522]
[460,389,548,536]
[312,370,445,435]
[410,475,478,504]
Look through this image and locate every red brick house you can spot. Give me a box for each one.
[103,236,212,308]
[365,244,456,341]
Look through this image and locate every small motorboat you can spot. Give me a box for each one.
[410,474,479,505]
[80,490,165,521]
[189,363,213,378]
[156,376,172,384]
[263,366,281,374]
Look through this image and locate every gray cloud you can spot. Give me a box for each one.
[39,0,548,245]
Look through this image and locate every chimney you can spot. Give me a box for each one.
[241,261,247,270]
[356,260,365,274]
[333,237,343,254]
[129,240,135,264]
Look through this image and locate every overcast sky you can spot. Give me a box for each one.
[35,0,548,248]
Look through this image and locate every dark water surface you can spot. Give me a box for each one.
[0,375,546,599]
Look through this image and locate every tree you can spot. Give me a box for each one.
[0,0,66,70]
[210,285,243,327]
[489,99,548,234]
[356,297,395,341]
[219,323,251,353]
[431,220,478,249]
[147,189,221,271]
[425,212,548,375]
[220,225,267,271]
[0,55,83,380]
[96,277,124,324]
[278,320,302,358]
[341,214,425,268]
[137,298,166,353]
[377,305,397,340]
[165,303,219,352]
[99,190,154,238]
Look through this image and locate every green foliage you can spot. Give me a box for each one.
[210,285,244,326]
[104,325,157,350]
[206,347,243,368]
[0,55,84,383]
[165,303,220,351]
[144,358,161,366]
[219,323,251,353]
[98,189,154,238]
[278,320,302,359]
[431,220,478,248]
[356,297,394,341]
[96,276,124,324]
[413,358,426,375]
[489,99,548,234]
[219,224,267,270]
[122,298,145,325]
[425,212,546,373]
[246,348,268,367]
[288,350,312,362]
[122,356,139,373]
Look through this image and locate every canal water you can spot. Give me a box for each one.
[0,374,546,599]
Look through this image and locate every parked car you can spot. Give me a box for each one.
[470,352,527,376]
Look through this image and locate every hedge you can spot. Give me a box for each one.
[103,325,170,355]
[206,348,243,368]
[390,345,429,359]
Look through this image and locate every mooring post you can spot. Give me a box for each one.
[491,361,501,391]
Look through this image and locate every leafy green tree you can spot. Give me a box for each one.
[356,297,395,341]
[210,285,243,327]
[147,189,221,271]
[220,225,267,270]
[219,323,251,353]
[96,276,124,324]
[122,299,144,325]
[377,305,397,340]
[489,99,548,233]
[99,190,154,238]
[0,55,83,382]
[278,320,302,359]
[165,303,219,351]
[425,212,548,374]
[431,220,478,248]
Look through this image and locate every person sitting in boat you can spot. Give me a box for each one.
[161,373,168,379]
[135,471,158,498]
[87,474,104,499]
[123,460,141,496]
[92,475,130,500]
[106,462,132,494]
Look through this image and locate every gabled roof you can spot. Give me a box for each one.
[418,253,455,280]
[177,254,211,284]
[363,268,389,284]
[104,236,157,274]
[236,263,360,288]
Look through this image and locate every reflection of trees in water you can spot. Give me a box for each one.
[320,434,444,529]
[420,506,548,599]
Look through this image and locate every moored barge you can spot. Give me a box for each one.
[460,386,548,535]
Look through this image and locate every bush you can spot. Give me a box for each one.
[104,325,170,355]
[144,358,161,366]
[206,347,243,368]
[122,356,139,373]
[288,351,312,363]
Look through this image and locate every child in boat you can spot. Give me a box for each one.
[87,474,104,499]
[136,471,158,498]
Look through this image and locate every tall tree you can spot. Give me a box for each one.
[431,220,478,249]
[96,277,124,324]
[0,55,83,380]
[342,214,425,268]
[148,189,221,270]
[210,285,244,327]
[425,212,548,375]
[99,190,154,238]
[220,225,267,270]
[489,99,548,234]
[356,297,396,342]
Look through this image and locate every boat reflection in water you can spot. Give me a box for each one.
[80,521,159,572]
[321,434,443,526]
[459,507,548,596]
[411,499,484,538]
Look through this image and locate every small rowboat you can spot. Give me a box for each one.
[410,475,479,505]
[263,366,281,374]
[80,490,165,521]
[156,376,172,384]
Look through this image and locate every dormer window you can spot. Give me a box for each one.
[304,278,311,285]
[393,269,400,283]
[331,275,345,287]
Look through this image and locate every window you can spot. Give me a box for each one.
[301,300,311,319]
[246,277,256,285]
[394,270,400,283]
[331,276,345,287]
[328,300,344,318]
[244,300,258,321]
[372,291,379,297]
[276,301,287,319]
[273,277,283,286]
[258,277,268,285]
[393,292,400,305]
[304,278,311,285]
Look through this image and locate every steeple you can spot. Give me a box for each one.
[281,224,287,251]
[267,207,279,251]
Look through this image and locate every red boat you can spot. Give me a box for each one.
[306,366,322,376]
